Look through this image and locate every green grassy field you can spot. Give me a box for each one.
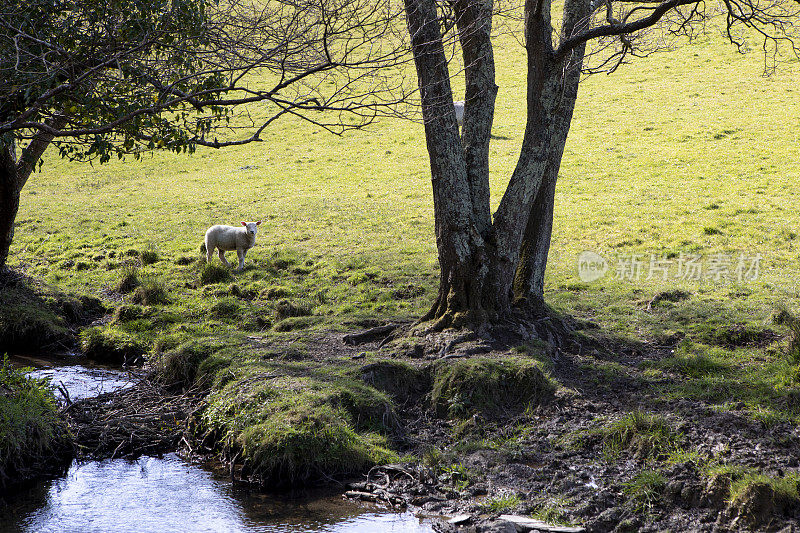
[6,21,800,488]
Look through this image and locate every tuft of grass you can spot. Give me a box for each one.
[358,360,428,403]
[530,495,574,525]
[112,304,146,322]
[430,357,555,418]
[274,299,312,320]
[272,316,322,332]
[773,307,800,363]
[599,411,682,462]
[114,263,140,293]
[0,278,73,351]
[480,494,523,513]
[151,338,226,388]
[130,274,169,305]
[719,467,800,507]
[705,464,800,527]
[199,263,232,285]
[209,298,242,320]
[0,357,72,492]
[623,470,666,513]
[200,373,399,485]
[260,286,293,300]
[140,244,160,265]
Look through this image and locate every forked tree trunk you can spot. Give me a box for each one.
[406,0,589,333]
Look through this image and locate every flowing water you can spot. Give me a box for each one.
[2,359,435,533]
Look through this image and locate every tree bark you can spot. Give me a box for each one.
[513,0,590,307]
[0,119,64,271]
[0,142,20,271]
[405,0,490,328]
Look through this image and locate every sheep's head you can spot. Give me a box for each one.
[240,220,262,236]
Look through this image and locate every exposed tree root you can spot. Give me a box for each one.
[392,301,582,359]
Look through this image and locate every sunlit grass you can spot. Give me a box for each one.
[10,20,800,426]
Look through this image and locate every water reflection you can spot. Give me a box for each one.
[27,365,135,401]
[11,455,432,533]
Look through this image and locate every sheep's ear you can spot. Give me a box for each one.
[256,220,262,225]
[240,221,247,226]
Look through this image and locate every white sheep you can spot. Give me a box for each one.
[202,221,261,271]
[454,100,464,128]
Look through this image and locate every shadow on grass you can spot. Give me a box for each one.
[0,270,105,353]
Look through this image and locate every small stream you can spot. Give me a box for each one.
[2,358,435,533]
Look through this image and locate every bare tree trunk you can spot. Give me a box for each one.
[454,0,497,238]
[405,0,491,328]
[0,119,63,272]
[486,0,559,312]
[0,142,19,272]
[514,169,557,310]
[513,0,589,309]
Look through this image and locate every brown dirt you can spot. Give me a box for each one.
[304,324,800,533]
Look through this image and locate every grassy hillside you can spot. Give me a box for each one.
[6,20,800,497]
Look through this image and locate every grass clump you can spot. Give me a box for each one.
[112,304,146,323]
[358,360,428,403]
[130,274,169,305]
[275,299,312,319]
[260,286,292,300]
[151,338,226,388]
[199,264,232,285]
[530,496,574,525]
[598,411,682,462]
[706,465,800,528]
[201,373,398,485]
[0,358,71,493]
[430,357,555,418]
[139,245,160,265]
[623,470,666,513]
[480,493,523,513]
[114,264,140,293]
[209,298,242,320]
[272,316,322,332]
[774,307,800,363]
[79,326,146,365]
[0,278,72,351]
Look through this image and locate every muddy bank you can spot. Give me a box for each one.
[328,333,800,533]
[185,330,800,533]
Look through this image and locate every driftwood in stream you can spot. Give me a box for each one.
[62,381,200,459]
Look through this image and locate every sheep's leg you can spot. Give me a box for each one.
[218,250,231,267]
[206,245,214,264]
[236,249,246,271]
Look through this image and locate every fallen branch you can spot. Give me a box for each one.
[343,324,397,346]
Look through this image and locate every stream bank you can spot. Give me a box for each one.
[1,360,436,532]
